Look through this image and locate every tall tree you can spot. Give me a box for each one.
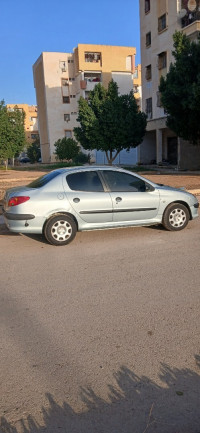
[8,106,26,159]
[74,80,147,165]
[0,101,11,163]
[159,31,200,144]
[0,101,26,166]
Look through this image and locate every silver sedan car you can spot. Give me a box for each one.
[2,166,199,246]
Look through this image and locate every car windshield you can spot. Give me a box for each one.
[27,171,61,188]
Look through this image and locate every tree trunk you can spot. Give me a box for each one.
[105,150,121,165]
[4,159,8,170]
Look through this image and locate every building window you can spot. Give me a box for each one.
[133,69,138,79]
[133,85,139,94]
[84,52,101,63]
[158,52,167,69]
[60,61,67,72]
[158,14,167,32]
[84,72,101,82]
[64,114,70,122]
[63,96,70,103]
[68,59,74,63]
[145,0,150,13]
[146,32,151,47]
[157,91,162,107]
[62,79,68,87]
[70,95,76,98]
[69,77,75,82]
[85,91,90,100]
[145,98,152,120]
[145,64,152,80]
[65,130,72,138]
[31,133,39,140]
[71,112,77,115]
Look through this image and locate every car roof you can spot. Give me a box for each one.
[53,165,125,174]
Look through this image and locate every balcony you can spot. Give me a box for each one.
[181,10,200,29]
[81,73,102,91]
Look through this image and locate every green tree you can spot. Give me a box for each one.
[8,106,26,159]
[54,137,79,161]
[74,80,147,165]
[0,100,14,165]
[0,101,26,167]
[159,31,200,144]
[27,138,41,163]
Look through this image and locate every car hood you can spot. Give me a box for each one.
[156,184,186,192]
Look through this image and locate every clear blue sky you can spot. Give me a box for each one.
[0,0,140,106]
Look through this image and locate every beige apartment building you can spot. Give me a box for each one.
[33,44,141,164]
[6,104,39,144]
[139,0,200,169]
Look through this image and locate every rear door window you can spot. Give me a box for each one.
[66,171,104,192]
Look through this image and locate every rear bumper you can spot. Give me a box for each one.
[3,210,35,220]
[2,210,43,234]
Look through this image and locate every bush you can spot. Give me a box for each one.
[27,139,41,163]
[73,151,90,164]
[54,137,79,161]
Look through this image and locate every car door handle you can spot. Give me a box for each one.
[73,198,80,203]
[115,197,122,203]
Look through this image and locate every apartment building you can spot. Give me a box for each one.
[139,0,200,169]
[6,104,39,144]
[33,44,141,164]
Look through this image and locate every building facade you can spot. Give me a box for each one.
[6,104,39,144]
[139,0,200,169]
[33,44,141,164]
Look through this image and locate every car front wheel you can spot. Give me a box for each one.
[162,203,190,231]
[44,214,77,245]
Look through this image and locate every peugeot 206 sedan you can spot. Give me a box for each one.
[2,166,199,246]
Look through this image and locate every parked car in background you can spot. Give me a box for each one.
[19,157,31,163]
[2,166,199,246]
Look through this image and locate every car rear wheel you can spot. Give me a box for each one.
[162,203,190,231]
[44,214,77,245]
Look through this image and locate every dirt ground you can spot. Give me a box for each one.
[1,168,200,203]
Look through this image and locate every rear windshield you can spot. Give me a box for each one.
[27,171,61,188]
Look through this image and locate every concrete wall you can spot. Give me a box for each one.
[74,44,136,75]
[179,139,200,170]
[138,131,156,164]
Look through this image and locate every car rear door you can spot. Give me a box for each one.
[101,170,160,223]
[63,170,113,224]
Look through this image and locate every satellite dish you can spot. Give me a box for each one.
[188,0,197,12]
[178,8,187,18]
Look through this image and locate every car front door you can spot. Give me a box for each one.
[102,170,160,223]
[63,170,113,224]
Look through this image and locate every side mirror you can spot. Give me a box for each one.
[145,183,155,192]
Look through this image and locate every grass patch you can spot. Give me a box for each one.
[1,162,78,172]
[1,163,156,173]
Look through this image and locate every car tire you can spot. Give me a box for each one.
[44,214,77,246]
[162,203,190,231]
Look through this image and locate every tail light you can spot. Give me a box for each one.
[8,196,30,207]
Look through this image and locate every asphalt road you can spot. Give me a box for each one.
[0,219,200,433]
